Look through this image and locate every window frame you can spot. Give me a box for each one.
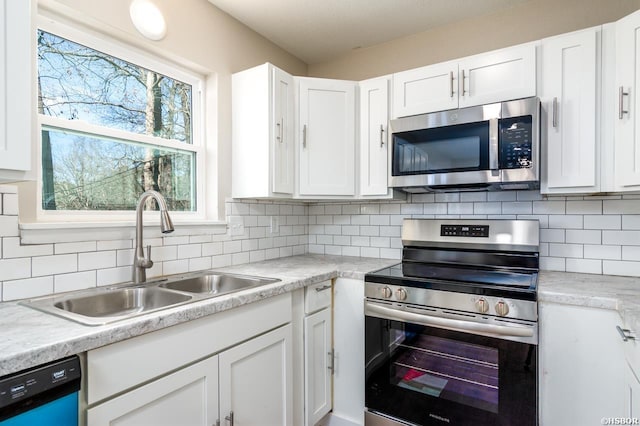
[36,16,206,223]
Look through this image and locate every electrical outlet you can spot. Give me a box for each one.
[228,216,245,236]
[269,216,280,235]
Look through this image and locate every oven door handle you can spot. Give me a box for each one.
[365,302,534,338]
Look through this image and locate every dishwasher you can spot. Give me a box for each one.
[0,355,81,425]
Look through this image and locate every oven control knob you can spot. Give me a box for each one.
[396,288,408,301]
[495,301,510,317]
[475,298,489,314]
[381,286,392,299]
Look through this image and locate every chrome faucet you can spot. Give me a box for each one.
[133,190,175,283]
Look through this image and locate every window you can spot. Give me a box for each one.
[36,22,204,219]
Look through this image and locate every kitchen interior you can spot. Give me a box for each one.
[1,0,640,425]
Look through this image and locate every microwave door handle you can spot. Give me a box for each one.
[365,301,534,338]
[489,117,499,173]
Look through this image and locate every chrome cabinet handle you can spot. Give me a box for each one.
[315,284,331,292]
[461,69,467,96]
[619,86,630,119]
[302,124,307,148]
[380,124,385,147]
[276,118,283,143]
[488,117,499,172]
[617,325,635,342]
[225,411,234,426]
[552,97,558,128]
[327,349,335,373]
[449,71,454,98]
[365,301,534,338]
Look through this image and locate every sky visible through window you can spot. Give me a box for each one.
[38,30,196,212]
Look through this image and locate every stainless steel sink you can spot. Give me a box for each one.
[160,273,279,295]
[20,271,281,326]
[54,287,192,319]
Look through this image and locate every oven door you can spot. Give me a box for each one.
[365,302,537,426]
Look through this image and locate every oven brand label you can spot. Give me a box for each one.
[429,413,451,423]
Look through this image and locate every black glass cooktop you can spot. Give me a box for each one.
[365,263,537,300]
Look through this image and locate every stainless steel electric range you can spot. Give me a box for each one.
[364,219,539,426]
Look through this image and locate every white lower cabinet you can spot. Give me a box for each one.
[220,324,293,426]
[303,280,333,426]
[87,356,219,426]
[85,294,293,426]
[539,302,626,425]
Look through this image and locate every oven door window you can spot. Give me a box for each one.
[365,316,536,426]
[392,121,490,176]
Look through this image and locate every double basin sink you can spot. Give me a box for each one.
[22,271,280,326]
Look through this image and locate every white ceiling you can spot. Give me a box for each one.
[207,0,530,64]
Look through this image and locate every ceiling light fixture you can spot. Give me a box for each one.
[129,0,167,41]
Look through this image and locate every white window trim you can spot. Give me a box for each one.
[35,15,208,224]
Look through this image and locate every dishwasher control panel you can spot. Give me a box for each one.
[0,355,81,415]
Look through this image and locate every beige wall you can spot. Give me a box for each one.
[40,0,307,219]
[308,0,640,80]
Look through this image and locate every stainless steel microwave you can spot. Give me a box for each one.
[389,97,540,192]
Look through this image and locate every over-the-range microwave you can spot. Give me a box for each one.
[389,97,540,193]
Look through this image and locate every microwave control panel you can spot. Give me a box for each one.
[499,116,533,169]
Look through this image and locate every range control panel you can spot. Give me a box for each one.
[440,225,489,237]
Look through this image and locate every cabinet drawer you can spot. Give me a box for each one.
[305,280,332,314]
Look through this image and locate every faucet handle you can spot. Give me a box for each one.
[146,245,152,261]
[145,245,154,268]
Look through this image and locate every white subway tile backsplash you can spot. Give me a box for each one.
[341,246,360,257]
[325,245,342,256]
[97,266,131,286]
[54,271,96,293]
[116,249,134,266]
[78,251,116,271]
[151,245,178,262]
[540,257,565,271]
[411,194,435,203]
[622,215,640,230]
[604,200,640,214]
[548,215,584,229]
[212,254,232,268]
[202,242,223,256]
[448,203,473,215]
[0,216,19,237]
[370,237,391,248]
[516,191,543,201]
[189,257,212,271]
[502,202,532,215]
[177,244,202,259]
[380,204,401,214]
[623,246,640,261]
[460,192,487,202]
[566,258,602,274]
[370,215,390,226]
[3,276,54,300]
[488,192,516,202]
[565,230,601,245]
[163,259,190,275]
[474,203,502,215]
[533,201,565,214]
[361,247,380,258]
[603,231,640,246]
[3,237,53,258]
[380,248,401,259]
[423,203,448,215]
[97,240,131,251]
[584,215,621,230]
[435,193,460,203]
[317,215,333,225]
[360,226,380,237]
[548,243,583,258]
[352,236,370,246]
[2,194,18,215]
[603,260,640,276]
[32,254,77,277]
[223,240,242,254]
[360,204,380,215]
[401,204,423,214]
[585,245,621,260]
[566,201,602,214]
[540,229,565,243]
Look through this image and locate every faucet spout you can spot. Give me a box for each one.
[133,190,175,283]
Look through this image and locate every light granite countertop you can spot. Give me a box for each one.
[0,254,397,377]
[539,270,640,331]
[2,254,640,378]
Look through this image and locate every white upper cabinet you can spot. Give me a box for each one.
[614,9,640,191]
[392,61,458,117]
[392,43,536,118]
[458,42,536,108]
[232,63,294,198]
[0,0,33,181]
[359,76,390,196]
[297,78,356,196]
[540,27,599,194]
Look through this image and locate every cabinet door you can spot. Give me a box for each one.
[298,78,356,196]
[219,324,293,426]
[87,355,218,426]
[539,303,625,425]
[0,0,32,174]
[359,77,390,196]
[272,67,294,194]
[540,28,599,193]
[391,61,458,117]
[304,308,332,426]
[615,9,640,190]
[459,43,536,108]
